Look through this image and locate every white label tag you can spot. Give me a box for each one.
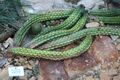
[8,66,24,77]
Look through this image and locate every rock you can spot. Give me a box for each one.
[25,69,33,78]
[85,76,94,80]
[89,36,119,63]
[116,38,120,43]
[29,76,37,80]
[63,36,118,78]
[86,22,100,28]
[32,64,39,77]
[2,42,9,49]
[4,38,13,48]
[100,71,111,80]
[77,0,104,10]
[19,76,28,80]
[64,52,98,78]
[0,45,4,51]
[111,36,119,41]
[71,75,84,80]
[113,75,120,80]
[116,43,120,51]
[23,63,33,69]
[0,58,8,68]
[39,60,68,80]
[64,0,80,4]
[21,0,105,13]
[101,61,120,72]
[108,68,118,76]
[0,67,9,80]
[101,62,111,69]
[21,0,72,13]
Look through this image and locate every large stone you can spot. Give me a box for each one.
[39,59,68,80]
[86,22,100,28]
[89,36,119,62]
[64,36,118,78]
[64,52,98,77]
[21,0,72,13]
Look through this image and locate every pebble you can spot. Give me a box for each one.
[4,38,13,48]
[108,68,118,76]
[86,22,100,28]
[2,42,9,49]
[111,36,119,41]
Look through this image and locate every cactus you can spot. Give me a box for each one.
[98,16,120,24]
[90,8,120,16]
[9,27,120,60]
[25,15,87,48]
[40,27,120,50]
[14,9,74,46]
[9,36,92,60]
